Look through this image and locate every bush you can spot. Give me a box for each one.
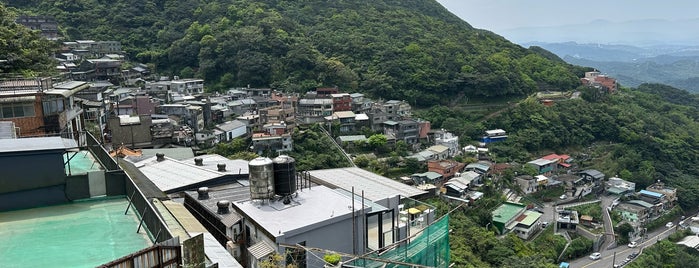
[323,253,341,265]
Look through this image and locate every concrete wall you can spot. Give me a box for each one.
[108,115,153,147]
[0,184,68,211]
[281,214,367,268]
[0,148,127,211]
[0,150,65,194]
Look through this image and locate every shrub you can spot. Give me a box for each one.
[323,253,341,265]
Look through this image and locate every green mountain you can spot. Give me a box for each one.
[5,0,587,105]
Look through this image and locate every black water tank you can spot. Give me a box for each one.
[273,155,297,195]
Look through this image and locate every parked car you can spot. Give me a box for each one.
[560,194,567,200]
[541,221,549,228]
[628,241,638,248]
[589,252,602,260]
[666,222,674,228]
[629,251,639,259]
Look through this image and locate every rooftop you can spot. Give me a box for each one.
[639,190,664,199]
[132,155,229,193]
[518,210,543,226]
[308,167,426,202]
[0,136,78,154]
[233,185,366,239]
[0,198,151,268]
[492,202,526,224]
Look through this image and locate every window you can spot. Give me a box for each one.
[42,95,65,115]
[0,103,35,118]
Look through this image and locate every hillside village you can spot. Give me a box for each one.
[3,12,699,268]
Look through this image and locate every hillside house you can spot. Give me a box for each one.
[427,159,465,180]
[0,78,89,141]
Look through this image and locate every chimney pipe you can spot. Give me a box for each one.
[156,153,165,162]
[217,200,231,214]
[217,163,226,172]
[194,158,203,166]
[197,187,209,200]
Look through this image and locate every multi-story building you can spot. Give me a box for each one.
[251,132,292,155]
[434,129,460,157]
[327,111,357,133]
[492,202,543,239]
[382,100,411,121]
[330,93,352,112]
[0,78,89,142]
[170,78,204,95]
[350,93,372,114]
[259,101,295,133]
[581,71,618,93]
[383,119,419,144]
[427,159,465,180]
[644,182,678,209]
[16,15,59,40]
[297,98,333,124]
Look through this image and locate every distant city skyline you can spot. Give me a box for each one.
[436,0,699,31]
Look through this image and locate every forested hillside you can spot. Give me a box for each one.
[0,4,56,75]
[5,0,587,105]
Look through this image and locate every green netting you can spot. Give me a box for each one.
[350,215,450,268]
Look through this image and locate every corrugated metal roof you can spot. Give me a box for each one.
[248,241,276,260]
[308,167,426,201]
[135,156,226,192]
[640,190,664,198]
[182,154,249,175]
[337,135,367,142]
[518,210,542,226]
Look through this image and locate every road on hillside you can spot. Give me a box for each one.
[568,225,677,268]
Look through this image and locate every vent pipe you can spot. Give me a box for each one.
[217,200,231,214]
[156,153,165,162]
[194,158,203,166]
[217,163,227,172]
[197,187,209,200]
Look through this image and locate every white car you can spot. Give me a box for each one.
[666,222,674,228]
[628,241,638,248]
[589,252,602,260]
[559,194,567,200]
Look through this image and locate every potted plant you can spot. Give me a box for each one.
[323,253,342,268]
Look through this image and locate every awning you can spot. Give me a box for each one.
[248,241,276,260]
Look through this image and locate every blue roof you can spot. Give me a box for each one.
[639,190,664,198]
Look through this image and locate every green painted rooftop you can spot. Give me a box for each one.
[492,202,525,224]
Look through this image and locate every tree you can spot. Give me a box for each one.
[0,4,57,75]
[367,134,387,152]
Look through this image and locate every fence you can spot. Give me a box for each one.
[86,130,120,171]
[98,237,181,268]
[124,171,174,244]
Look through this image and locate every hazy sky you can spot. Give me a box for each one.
[435,0,699,31]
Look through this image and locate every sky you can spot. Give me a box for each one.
[435,0,699,32]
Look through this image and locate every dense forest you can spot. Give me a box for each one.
[4,0,589,106]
